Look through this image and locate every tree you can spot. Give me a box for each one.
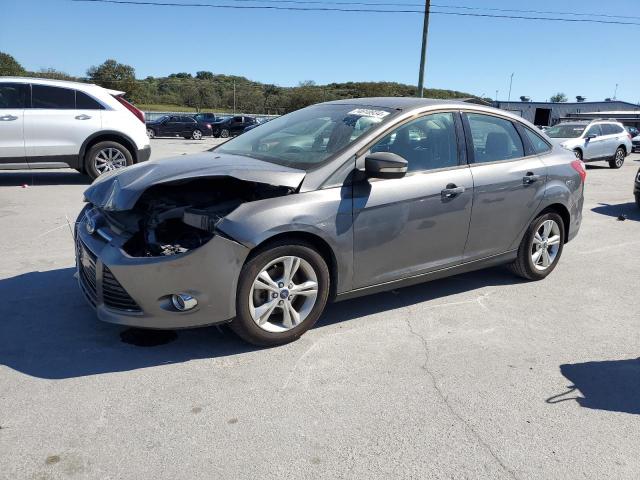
[196,71,214,80]
[87,59,138,99]
[550,92,568,103]
[0,52,26,76]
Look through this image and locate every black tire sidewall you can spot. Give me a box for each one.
[522,213,565,280]
[610,148,625,169]
[232,243,330,346]
[85,141,133,180]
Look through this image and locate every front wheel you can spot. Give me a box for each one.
[220,128,230,138]
[508,212,565,281]
[609,147,625,169]
[231,241,330,346]
[146,128,155,139]
[574,149,583,161]
[85,141,133,180]
[191,129,203,140]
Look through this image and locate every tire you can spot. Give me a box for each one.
[508,212,565,281]
[220,128,230,138]
[230,240,330,346]
[191,129,203,140]
[574,149,583,161]
[609,147,625,169]
[635,193,640,209]
[85,141,133,180]
[146,128,155,139]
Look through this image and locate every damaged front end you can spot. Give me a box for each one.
[75,153,306,329]
[100,177,294,257]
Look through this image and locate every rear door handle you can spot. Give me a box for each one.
[523,172,540,184]
[441,184,465,198]
[75,114,92,120]
[0,115,18,121]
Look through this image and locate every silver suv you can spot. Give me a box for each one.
[545,120,632,169]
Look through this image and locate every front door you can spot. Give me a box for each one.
[0,82,28,166]
[582,124,605,160]
[462,112,547,260]
[353,112,473,288]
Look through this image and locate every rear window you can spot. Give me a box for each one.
[76,91,103,110]
[524,128,552,154]
[545,124,586,138]
[32,85,75,109]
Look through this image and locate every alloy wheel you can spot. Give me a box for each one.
[192,129,202,140]
[615,149,624,167]
[94,148,128,174]
[249,256,319,333]
[146,128,154,139]
[531,219,561,271]
[220,129,230,138]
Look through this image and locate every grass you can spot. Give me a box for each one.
[138,103,234,113]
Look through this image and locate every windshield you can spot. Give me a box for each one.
[545,124,586,138]
[216,104,394,170]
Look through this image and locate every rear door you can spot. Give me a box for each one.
[462,112,547,261]
[24,85,102,167]
[163,116,182,136]
[0,82,28,167]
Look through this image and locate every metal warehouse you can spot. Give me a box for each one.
[494,99,640,127]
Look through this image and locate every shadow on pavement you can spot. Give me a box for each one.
[0,170,91,187]
[591,202,640,221]
[0,265,522,379]
[547,358,640,415]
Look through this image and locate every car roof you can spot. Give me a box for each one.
[322,97,468,111]
[0,76,125,95]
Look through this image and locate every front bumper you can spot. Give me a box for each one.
[75,207,249,329]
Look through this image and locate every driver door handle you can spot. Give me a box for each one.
[441,184,465,198]
[75,114,92,120]
[523,172,540,184]
[0,115,18,121]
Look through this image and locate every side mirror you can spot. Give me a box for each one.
[586,134,597,139]
[364,152,408,179]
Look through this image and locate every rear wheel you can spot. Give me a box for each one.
[508,212,565,281]
[146,128,155,139]
[220,128,230,138]
[609,147,625,169]
[231,241,330,346]
[85,141,132,179]
[574,149,583,161]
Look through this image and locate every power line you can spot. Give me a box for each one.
[70,0,640,25]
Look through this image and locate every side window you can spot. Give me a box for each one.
[524,128,552,154]
[233,116,243,123]
[0,83,29,108]
[466,113,524,163]
[32,85,75,109]
[370,112,459,173]
[75,91,103,110]
[585,125,602,137]
[600,124,614,135]
[168,116,180,122]
[180,116,195,123]
[610,124,624,134]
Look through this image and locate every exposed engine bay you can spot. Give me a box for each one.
[95,177,293,257]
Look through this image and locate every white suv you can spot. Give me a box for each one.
[0,77,150,179]
[545,120,632,169]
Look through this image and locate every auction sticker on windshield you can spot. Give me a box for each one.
[348,108,390,119]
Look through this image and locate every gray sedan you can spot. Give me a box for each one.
[75,98,585,346]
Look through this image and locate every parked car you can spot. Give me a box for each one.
[632,135,640,153]
[212,115,256,138]
[545,120,632,168]
[635,167,640,208]
[146,115,212,140]
[193,112,220,124]
[0,77,150,179]
[75,98,585,346]
[625,126,640,139]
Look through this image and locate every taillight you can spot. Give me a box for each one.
[571,159,587,182]
[206,123,212,129]
[113,95,145,124]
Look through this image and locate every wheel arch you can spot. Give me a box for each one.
[538,203,571,243]
[617,144,627,155]
[79,131,138,172]
[248,231,339,301]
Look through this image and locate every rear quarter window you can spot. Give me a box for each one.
[76,91,104,110]
[524,128,552,154]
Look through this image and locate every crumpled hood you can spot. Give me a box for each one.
[83,152,306,211]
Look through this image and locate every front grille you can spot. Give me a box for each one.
[77,236,98,306]
[102,266,141,312]
[76,234,142,313]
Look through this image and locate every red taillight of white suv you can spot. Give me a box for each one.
[571,159,587,182]
[113,95,145,124]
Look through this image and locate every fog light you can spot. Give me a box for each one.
[171,293,198,311]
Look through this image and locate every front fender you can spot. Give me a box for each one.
[216,186,355,293]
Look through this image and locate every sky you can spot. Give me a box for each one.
[1,0,638,102]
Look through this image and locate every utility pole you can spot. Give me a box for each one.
[417,0,431,98]
[507,73,514,102]
[613,83,619,100]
